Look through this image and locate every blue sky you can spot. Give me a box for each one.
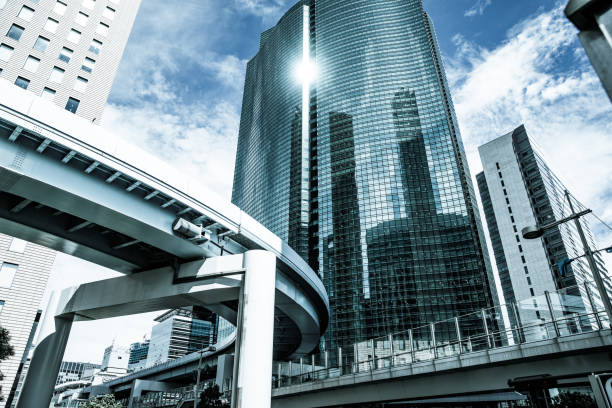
[51,0,612,362]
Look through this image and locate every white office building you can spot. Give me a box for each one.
[0,1,141,405]
[477,125,608,338]
[0,0,140,122]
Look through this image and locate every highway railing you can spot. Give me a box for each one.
[274,280,610,388]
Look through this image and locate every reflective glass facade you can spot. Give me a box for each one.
[233,0,498,352]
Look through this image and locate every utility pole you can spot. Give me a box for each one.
[565,190,612,322]
[194,348,204,408]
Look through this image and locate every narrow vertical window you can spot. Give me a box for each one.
[0,44,14,62]
[0,263,18,288]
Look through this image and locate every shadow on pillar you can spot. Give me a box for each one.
[15,316,73,408]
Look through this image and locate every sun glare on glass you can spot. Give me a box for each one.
[296,60,317,84]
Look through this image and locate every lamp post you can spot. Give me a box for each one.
[194,345,216,408]
[521,190,612,322]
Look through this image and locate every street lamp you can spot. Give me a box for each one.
[521,190,612,322]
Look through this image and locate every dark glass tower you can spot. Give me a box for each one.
[232,0,498,351]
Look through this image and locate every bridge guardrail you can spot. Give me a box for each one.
[274,279,611,388]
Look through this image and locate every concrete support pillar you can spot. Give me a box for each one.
[15,316,73,408]
[231,250,276,408]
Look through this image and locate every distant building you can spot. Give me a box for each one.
[477,125,609,333]
[55,361,101,386]
[101,343,129,372]
[128,340,149,372]
[145,307,217,368]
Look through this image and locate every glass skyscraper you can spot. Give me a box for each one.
[232,0,498,352]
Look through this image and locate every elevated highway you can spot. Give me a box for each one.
[0,80,329,408]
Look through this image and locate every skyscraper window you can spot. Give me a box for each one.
[33,36,50,52]
[75,11,88,26]
[74,76,88,93]
[0,263,18,288]
[14,76,30,89]
[59,46,73,62]
[0,43,13,62]
[82,57,95,73]
[96,22,109,37]
[53,0,67,15]
[103,6,115,20]
[67,29,81,44]
[82,0,95,10]
[23,55,40,72]
[65,97,80,113]
[8,238,27,253]
[44,18,59,34]
[41,87,56,101]
[7,24,25,41]
[18,6,35,22]
[89,38,102,54]
[49,66,65,83]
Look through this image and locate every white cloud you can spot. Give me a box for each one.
[464,0,492,17]
[446,5,612,265]
[234,0,288,23]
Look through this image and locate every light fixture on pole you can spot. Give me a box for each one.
[521,190,612,321]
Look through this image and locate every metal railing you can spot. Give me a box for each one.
[274,280,611,388]
[118,381,216,408]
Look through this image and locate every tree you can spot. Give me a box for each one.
[81,394,122,408]
[551,391,596,408]
[197,384,229,408]
[0,327,15,402]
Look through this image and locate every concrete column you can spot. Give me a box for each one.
[15,316,73,408]
[16,287,77,408]
[231,250,276,408]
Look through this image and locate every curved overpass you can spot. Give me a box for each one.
[0,80,328,407]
